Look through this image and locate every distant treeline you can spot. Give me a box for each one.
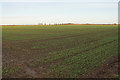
[59,23,118,25]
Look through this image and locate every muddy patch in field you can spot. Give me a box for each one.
[24,65,37,77]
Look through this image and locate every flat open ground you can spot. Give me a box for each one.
[2,25,118,78]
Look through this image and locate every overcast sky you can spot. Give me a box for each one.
[0,0,119,25]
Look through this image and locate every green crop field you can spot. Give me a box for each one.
[2,25,118,78]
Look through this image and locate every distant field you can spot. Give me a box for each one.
[2,25,118,78]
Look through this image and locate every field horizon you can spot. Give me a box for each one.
[1,23,118,26]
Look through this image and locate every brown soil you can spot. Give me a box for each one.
[81,55,118,78]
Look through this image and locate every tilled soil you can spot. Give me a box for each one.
[81,55,118,78]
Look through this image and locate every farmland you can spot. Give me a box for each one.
[2,25,118,78]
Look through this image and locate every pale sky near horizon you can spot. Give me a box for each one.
[0,0,119,25]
